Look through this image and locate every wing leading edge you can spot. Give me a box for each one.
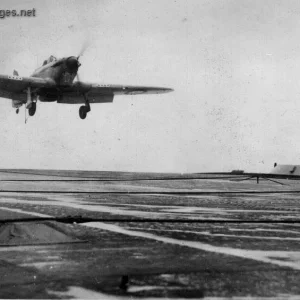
[58,82,173,104]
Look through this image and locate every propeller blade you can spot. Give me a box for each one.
[76,72,81,83]
[77,39,90,60]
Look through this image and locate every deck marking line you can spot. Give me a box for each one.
[82,222,300,270]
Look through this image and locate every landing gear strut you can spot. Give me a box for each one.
[25,87,32,109]
[25,86,37,117]
[24,86,39,118]
[79,95,90,120]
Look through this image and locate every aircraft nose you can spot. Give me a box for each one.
[66,56,80,72]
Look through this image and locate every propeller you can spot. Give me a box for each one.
[75,39,90,83]
[77,39,90,60]
[75,72,82,83]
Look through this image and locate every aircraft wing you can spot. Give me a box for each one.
[109,84,173,95]
[83,83,174,96]
[58,82,173,104]
[0,74,173,103]
[0,74,55,94]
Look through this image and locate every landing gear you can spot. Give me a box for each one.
[79,95,91,120]
[25,87,33,109]
[16,108,19,114]
[28,102,36,116]
[25,86,37,117]
[79,105,88,119]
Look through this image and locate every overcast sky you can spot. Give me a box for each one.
[1,0,300,173]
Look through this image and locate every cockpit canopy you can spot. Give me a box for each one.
[42,55,57,66]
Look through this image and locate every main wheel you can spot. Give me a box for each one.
[79,106,87,119]
[16,108,19,114]
[29,102,36,116]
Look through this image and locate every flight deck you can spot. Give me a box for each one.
[0,169,299,299]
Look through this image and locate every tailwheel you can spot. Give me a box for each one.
[28,102,36,117]
[79,106,87,119]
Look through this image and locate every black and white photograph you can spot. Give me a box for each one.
[0,0,300,298]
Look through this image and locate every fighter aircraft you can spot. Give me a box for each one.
[0,55,173,120]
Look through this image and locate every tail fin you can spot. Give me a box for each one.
[13,70,19,76]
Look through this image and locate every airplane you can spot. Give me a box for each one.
[0,55,173,120]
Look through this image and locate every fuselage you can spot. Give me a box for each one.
[29,55,81,102]
[31,56,79,86]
